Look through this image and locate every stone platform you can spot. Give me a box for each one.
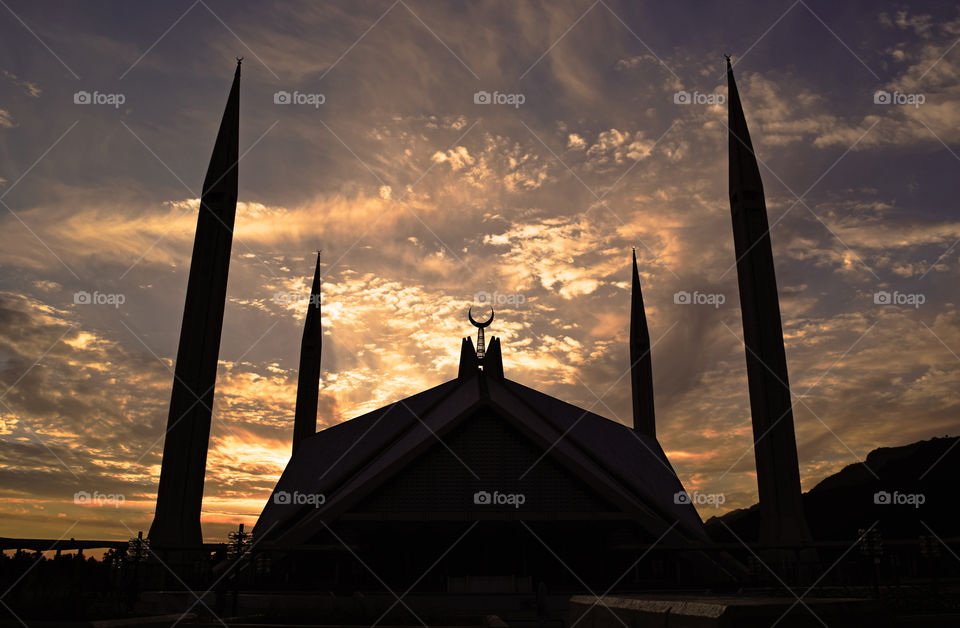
[569,594,889,628]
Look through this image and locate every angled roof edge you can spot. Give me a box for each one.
[256,372,707,550]
[488,378,705,535]
[495,378,704,534]
[253,375,474,537]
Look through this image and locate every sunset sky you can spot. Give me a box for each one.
[2,0,960,544]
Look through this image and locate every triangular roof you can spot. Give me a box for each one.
[255,372,707,548]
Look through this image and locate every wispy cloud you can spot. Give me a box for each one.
[1,1,960,540]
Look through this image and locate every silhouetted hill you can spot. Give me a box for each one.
[706,436,960,542]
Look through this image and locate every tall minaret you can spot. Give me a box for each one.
[149,60,241,548]
[727,57,811,545]
[629,249,655,437]
[292,252,323,454]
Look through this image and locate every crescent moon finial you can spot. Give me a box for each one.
[468,306,494,328]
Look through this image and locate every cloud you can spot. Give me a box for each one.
[567,133,587,151]
[3,1,960,538]
[2,70,41,98]
[585,128,654,166]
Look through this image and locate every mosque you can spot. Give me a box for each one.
[147,57,811,593]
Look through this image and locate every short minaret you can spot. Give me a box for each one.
[149,60,241,548]
[292,252,323,454]
[629,249,656,437]
[727,57,811,545]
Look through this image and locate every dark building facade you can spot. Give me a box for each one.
[254,329,740,591]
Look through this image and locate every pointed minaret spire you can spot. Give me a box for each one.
[727,57,811,545]
[292,251,323,454]
[629,249,655,437]
[150,59,241,548]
